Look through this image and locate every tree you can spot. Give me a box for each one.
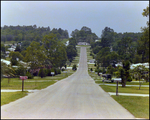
[117,37,132,60]
[1,62,15,83]
[106,65,115,75]
[132,65,148,89]
[1,44,6,53]
[9,51,24,66]
[101,37,110,48]
[101,27,115,47]
[96,47,110,67]
[71,26,98,44]
[14,64,27,77]
[24,41,47,72]
[42,34,59,67]
[66,45,77,62]
[137,6,149,62]
[92,46,102,54]
[109,51,119,67]
[55,43,67,68]
[122,60,130,87]
[15,45,21,52]
[38,68,46,78]
[69,37,77,48]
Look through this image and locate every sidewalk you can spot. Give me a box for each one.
[1,89,39,92]
[108,92,149,97]
[98,83,149,87]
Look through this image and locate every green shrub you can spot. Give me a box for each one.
[46,69,51,76]
[38,68,46,78]
[57,69,61,74]
[54,68,58,75]
[95,69,102,73]
[72,64,77,71]
[26,71,34,79]
[127,76,132,82]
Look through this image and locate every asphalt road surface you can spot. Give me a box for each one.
[1,47,135,119]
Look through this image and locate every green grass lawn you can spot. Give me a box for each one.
[1,70,75,90]
[112,96,149,119]
[1,91,28,106]
[100,85,149,94]
[86,47,93,62]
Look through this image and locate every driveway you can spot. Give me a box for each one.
[1,47,135,119]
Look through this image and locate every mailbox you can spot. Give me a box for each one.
[113,78,122,96]
[113,78,122,82]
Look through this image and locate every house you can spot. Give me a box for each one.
[1,59,11,65]
[77,42,90,45]
[8,48,15,52]
[130,63,149,69]
[5,51,10,57]
[89,59,95,63]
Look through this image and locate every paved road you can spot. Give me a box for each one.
[1,47,135,119]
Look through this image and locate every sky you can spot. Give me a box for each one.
[1,1,149,38]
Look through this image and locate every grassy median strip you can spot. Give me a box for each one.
[1,91,28,106]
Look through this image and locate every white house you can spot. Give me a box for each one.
[8,48,15,51]
[1,59,11,65]
[130,63,149,69]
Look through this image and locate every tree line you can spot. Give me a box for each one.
[1,25,69,43]
[71,26,99,44]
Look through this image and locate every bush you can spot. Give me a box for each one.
[57,69,61,74]
[127,76,132,82]
[26,71,34,79]
[54,68,58,75]
[54,68,61,75]
[46,69,51,76]
[102,67,106,74]
[96,69,102,73]
[38,68,46,78]
[72,64,77,71]
[33,71,38,76]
